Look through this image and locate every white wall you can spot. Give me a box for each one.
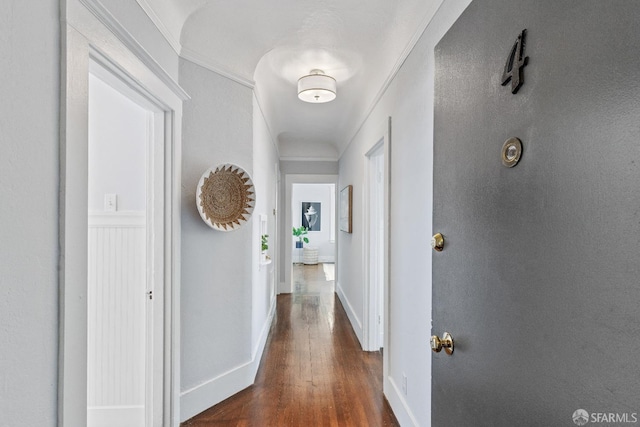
[337,1,472,426]
[251,94,279,362]
[179,58,278,421]
[292,184,335,262]
[179,58,253,418]
[88,74,148,212]
[0,2,59,425]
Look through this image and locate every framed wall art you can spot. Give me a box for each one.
[339,185,352,233]
[301,202,321,231]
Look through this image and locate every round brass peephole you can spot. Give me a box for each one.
[501,137,522,167]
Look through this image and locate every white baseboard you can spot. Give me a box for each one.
[385,375,420,427]
[318,256,335,263]
[180,297,276,422]
[87,406,144,427]
[253,296,276,362]
[335,281,363,347]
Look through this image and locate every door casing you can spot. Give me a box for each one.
[364,139,386,351]
[87,62,166,426]
[59,1,187,425]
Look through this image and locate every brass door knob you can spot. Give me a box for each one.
[431,233,444,252]
[430,332,454,355]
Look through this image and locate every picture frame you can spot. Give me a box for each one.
[339,185,352,233]
[301,202,321,231]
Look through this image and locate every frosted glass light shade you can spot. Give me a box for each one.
[297,73,336,103]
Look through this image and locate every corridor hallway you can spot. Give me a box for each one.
[182,263,398,426]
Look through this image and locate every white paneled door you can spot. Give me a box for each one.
[87,66,165,427]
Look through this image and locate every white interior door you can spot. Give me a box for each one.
[367,142,385,350]
[87,64,164,427]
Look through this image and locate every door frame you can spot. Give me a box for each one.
[87,61,166,425]
[282,174,338,294]
[362,122,391,353]
[59,1,188,426]
[362,137,388,351]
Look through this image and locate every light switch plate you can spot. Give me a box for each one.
[104,194,117,212]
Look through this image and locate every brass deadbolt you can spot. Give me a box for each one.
[430,332,454,355]
[431,233,445,252]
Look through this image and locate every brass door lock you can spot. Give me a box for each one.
[431,233,445,252]
[430,332,454,355]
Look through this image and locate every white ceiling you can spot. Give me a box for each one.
[137,0,444,159]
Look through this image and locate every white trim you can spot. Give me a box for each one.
[88,50,173,111]
[252,90,281,158]
[78,0,190,101]
[382,117,393,421]
[318,256,335,263]
[167,106,183,427]
[180,361,253,422]
[252,296,276,368]
[384,376,420,427]
[363,138,386,352]
[88,211,146,227]
[335,281,363,345]
[181,46,255,89]
[180,296,276,421]
[145,99,167,426]
[60,2,184,425]
[279,156,339,162]
[135,0,182,55]
[338,1,446,159]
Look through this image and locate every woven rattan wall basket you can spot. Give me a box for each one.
[196,164,255,231]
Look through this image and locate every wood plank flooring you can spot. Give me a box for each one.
[182,263,399,426]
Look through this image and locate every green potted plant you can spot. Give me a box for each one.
[292,226,309,249]
[261,234,270,263]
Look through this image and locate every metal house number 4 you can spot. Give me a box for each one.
[501,29,529,94]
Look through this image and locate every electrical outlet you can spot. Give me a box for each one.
[402,373,407,395]
[104,194,117,212]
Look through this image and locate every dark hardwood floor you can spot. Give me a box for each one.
[182,263,399,426]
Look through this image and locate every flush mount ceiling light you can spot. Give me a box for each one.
[297,69,336,103]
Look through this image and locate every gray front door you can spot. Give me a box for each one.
[433,1,640,425]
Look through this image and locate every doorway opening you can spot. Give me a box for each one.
[282,175,338,294]
[87,61,165,427]
[291,183,336,266]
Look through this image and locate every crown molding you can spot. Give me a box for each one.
[339,0,445,159]
[181,46,256,89]
[133,1,256,90]
[135,0,183,54]
[252,89,281,158]
[279,157,339,162]
[78,0,190,100]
